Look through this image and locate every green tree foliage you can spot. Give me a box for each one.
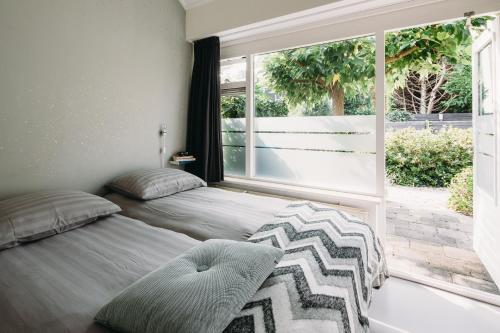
[221,95,246,118]
[385,18,488,115]
[385,18,486,89]
[440,64,472,113]
[259,19,487,117]
[344,94,374,115]
[221,85,289,119]
[264,37,376,116]
[254,85,289,117]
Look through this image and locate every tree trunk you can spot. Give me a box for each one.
[419,80,427,114]
[426,62,447,114]
[330,83,345,116]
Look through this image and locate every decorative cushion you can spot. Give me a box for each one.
[95,239,284,333]
[0,191,121,250]
[107,168,207,200]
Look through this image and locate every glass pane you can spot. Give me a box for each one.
[221,94,246,176]
[478,43,494,116]
[253,36,376,194]
[221,57,246,84]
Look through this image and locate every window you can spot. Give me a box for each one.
[221,57,246,176]
[221,36,377,195]
[478,42,494,116]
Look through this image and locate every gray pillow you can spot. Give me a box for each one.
[107,168,207,200]
[95,239,284,333]
[0,190,121,250]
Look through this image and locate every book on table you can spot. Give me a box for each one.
[173,155,195,161]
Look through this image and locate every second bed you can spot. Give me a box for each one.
[106,186,290,241]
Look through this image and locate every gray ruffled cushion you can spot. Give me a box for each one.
[107,168,207,200]
[95,239,284,333]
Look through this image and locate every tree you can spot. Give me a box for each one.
[385,18,488,114]
[261,18,488,117]
[264,37,375,116]
[440,64,472,113]
[391,66,451,114]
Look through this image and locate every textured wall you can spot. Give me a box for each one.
[0,0,192,198]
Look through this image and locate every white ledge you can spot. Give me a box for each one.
[217,177,383,206]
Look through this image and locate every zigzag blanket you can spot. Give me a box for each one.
[225,201,388,333]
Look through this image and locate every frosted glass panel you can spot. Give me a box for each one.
[254,115,376,194]
[221,117,245,176]
[250,35,376,194]
[223,146,245,176]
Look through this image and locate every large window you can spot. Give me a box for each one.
[221,36,377,194]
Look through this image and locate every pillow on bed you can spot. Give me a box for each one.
[95,239,284,333]
[106,168,207,200]
[0,191,121,250]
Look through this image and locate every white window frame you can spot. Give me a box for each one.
[221,35,386,240]
[222,35,385,196]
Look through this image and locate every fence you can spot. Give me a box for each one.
[222,115,377,195]
[386,113,472,131]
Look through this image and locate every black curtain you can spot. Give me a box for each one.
[185,36,223,182]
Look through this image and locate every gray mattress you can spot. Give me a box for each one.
[0,214,199,333]
[105,187,291,242]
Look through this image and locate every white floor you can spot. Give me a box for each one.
[370,277,500,333]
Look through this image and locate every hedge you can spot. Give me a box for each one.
[448,167,473,216]
[386,110,413,122]
[385,128,473,187]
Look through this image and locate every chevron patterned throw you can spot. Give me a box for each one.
[225,201,388,333]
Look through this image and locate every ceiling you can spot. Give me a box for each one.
[178,0,214,10]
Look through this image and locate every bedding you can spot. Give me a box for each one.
[106,186,290,241]
[0,190,120,250]
[106,168,206,200]
[0,214,199,333]
[226,201,388,333]
[96,239,284,333]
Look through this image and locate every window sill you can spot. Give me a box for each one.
[217,177,383,206]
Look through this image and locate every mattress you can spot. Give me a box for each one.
[0,214,199,333]
[106,187,291,241]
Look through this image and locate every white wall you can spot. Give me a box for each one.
[0,0,192,198]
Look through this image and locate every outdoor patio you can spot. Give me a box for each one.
[386,185,500,294]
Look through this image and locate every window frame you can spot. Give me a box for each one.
[221,34,384,200]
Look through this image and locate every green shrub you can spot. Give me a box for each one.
[386,110,413,122]
[385,128,472,187]
[448,167,473,216]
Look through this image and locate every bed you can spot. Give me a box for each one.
[0,214,199,333]
[0,201,386,333]
[0,176,386,333]
[105,187,290,241]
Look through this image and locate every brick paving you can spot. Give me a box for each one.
[386,185,500,295]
